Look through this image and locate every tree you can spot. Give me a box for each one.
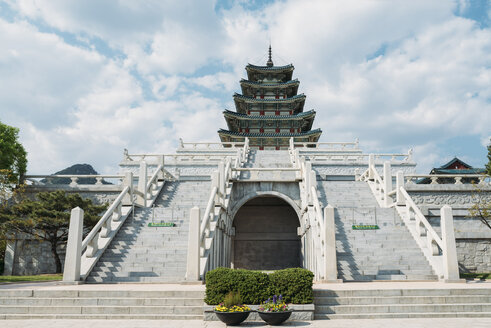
[0,121,27,185]
[469,139,491,230]
[486,140,491,176]
[0,191,107,273]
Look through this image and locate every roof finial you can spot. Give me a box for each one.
[266,44,273,67]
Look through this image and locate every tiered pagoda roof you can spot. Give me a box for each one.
[218,46,322,150]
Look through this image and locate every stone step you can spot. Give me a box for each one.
[1,314,203,320]
[0,297,203,306]
[0,290,203,298]
[314,289,491,297]
[85,276,186,283]
[315,303,491,314]
[315,312,491,319]
[315,295,491,305]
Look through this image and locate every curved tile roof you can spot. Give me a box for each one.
[223,109,315,120]
[218,128,322,138]
[239,79,299,87]
[246,64,294,71]
[233,93,306,103]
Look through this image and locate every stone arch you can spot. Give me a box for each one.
[230,190,301,223]
[231,193,302,270]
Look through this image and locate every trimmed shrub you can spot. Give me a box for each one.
[268,268,314,304]
[204,267,313,305]
[205,267,270,305]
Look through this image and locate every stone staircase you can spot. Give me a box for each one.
[317,180,437,281]
[0,288,204,319]
[86,180,211,283]
[247,150,292,168]
[314,287,491,319]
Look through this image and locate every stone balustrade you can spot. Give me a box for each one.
[359,158,463,282]
[25,174,124,187]
[293,139,359,150]
[404,174,490,185]
[63,161,168,283]
[179,138,246,150]
[186,139,250,281]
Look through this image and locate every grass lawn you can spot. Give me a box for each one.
[460,273,491,280]
[0,273,63,283]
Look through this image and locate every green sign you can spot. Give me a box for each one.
[148,222,176,227]
[352,224,379,230]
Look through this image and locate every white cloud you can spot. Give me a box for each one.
[1,0,490,175]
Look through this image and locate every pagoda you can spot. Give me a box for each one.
[218,47,322,149]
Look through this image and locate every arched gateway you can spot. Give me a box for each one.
[231,195,301,270]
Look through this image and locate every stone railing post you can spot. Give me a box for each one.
[354,168,360,181]
[218,161,225,197]
[122,172,133,206]
[368,154,375,180]
[441,205,460,282]
[138,161,148,207]
[396,171,404,206]
[305,162,312,203]
[383,161,392,207]
[63,207,84,283]
[186,207,200,281]
[324,205,339,282]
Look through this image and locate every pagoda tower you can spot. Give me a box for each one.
[218,47,322,150]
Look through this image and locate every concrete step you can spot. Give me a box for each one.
[0,297,203,306]
[314,289,491,297]
[1,314,203,320]
[315,303,491,314]
[315,312,491,319]
[315,295,491,305]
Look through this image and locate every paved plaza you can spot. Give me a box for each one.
[1,318,491,328]
[1,281,491,326]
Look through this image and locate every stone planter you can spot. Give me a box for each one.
[258,310,292,325]
[214,310,251,326]
[204,304,314,321]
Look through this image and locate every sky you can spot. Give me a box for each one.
[0,0,490,175]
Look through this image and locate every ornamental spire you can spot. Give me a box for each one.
[266,45,273,67]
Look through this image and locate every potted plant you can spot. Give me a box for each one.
[257,295,292,325]
[214,291,251,326]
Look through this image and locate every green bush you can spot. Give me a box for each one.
[268,268,314,304]
[204,267,270,305]
[205,267,313,305]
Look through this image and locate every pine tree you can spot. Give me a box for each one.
[0,191,107,273]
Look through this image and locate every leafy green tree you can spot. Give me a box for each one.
[0,191,107,273]
[0,121,27,185]
[469,139,491,230]
[486,140,491,176]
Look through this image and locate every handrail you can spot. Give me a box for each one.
[82,186,130,250]
[200,186,218,242]
[360,158,460,280]
[399,188,443,249]
[404,174,489,185]
[303,153,411,162]
[25,174,124,186]
[196,139,249,279]
[233,167,299,171]
[293,140,359,149]
[25,174,124,179]
[146,164,163,192]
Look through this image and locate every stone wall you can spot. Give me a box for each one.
[3,189,118,276]
[456,239,491,273]
[3,234,66,275]
[408,186,491,274]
